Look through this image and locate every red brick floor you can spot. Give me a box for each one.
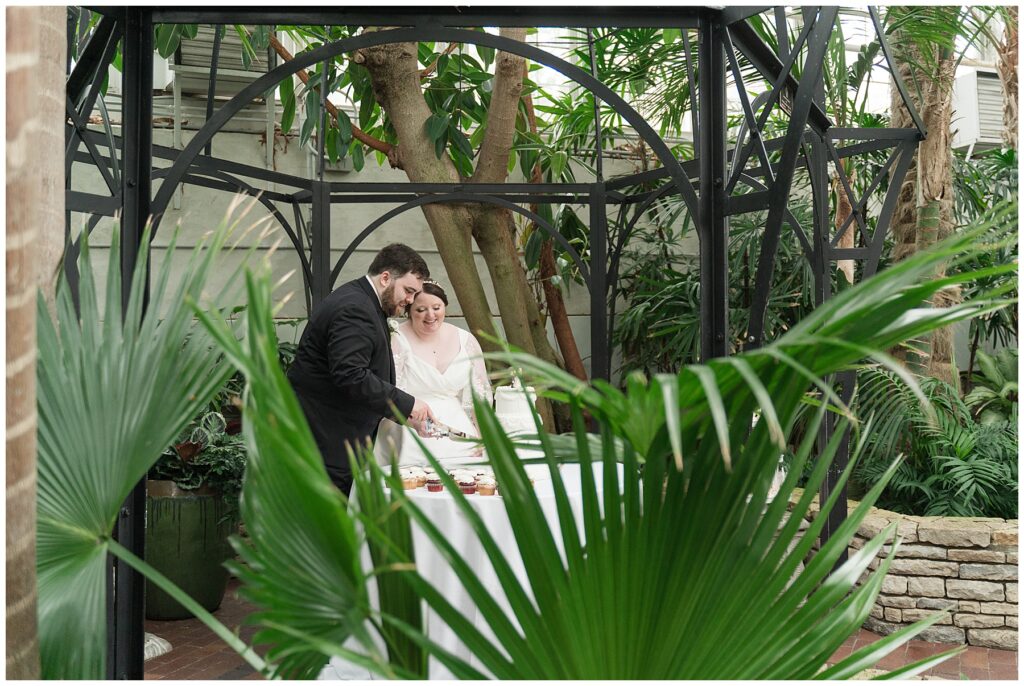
[144,580,265,680]
[830,628,1017,681]
[145,583,1018,680]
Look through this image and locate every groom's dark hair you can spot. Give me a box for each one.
[368,243,429,279]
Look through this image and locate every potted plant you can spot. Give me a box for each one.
[145,409,247,620]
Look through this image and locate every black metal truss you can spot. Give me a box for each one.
[111,8,151,679]
[143,25,700,237]
[64,7,927,678]
[144,7,703,29]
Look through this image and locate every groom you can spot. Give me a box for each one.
[288,243,436,494]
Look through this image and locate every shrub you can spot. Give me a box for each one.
[853,368,1018,518]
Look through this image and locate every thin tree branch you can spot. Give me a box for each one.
[268,34,394,159]
[419,41,460,79]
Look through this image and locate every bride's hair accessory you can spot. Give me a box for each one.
[406,279,449,315]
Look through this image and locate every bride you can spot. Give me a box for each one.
[376,281,491,467]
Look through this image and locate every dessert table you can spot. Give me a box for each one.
[320,461,618,680]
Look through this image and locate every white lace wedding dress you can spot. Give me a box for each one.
[375,324,491,467]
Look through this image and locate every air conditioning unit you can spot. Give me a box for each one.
[951,68,1005,154]
[306,138,354,174]
[170,25,268,98]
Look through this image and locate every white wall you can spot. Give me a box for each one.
[70,120,674,379]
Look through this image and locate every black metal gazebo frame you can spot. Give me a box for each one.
[66,6,924,678]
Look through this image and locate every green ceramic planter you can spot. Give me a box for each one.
[144,480,236,620]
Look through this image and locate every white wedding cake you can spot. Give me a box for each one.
[493,381,541,435]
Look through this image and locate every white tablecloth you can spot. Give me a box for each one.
[320,462,615,680]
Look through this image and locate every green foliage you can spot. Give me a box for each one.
[526,86,626,174]
[187,206,1015,679]
[35,211,265,678]
[615,203,816,374]
[954,148,1018,223]
[149,411,247,506]
[149,335,301,509]
[952,152,1019,354]
[965,348,1018,425]
[853,369,1018,518]
[522,204,590,292]
[154,23,199,59]
[885,6,1000,74]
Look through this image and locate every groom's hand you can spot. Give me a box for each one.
[409,397,438,436]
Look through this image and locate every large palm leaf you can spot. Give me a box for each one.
[35,208,269,679]
[195,201,1015,678]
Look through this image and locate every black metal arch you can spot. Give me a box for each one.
[330,192,591,290]
[170,168,316,314]
[148,26,699,236]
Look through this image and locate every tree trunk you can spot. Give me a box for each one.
[833,166,856,284]
[998,7,1018,148]
[889,34,921,264]
[466,29,540,361]
[355,29,562,426]
[6,6,63,679]
[887,26,922,366]
[353,35,500,351]
[470,208,540,356]
[915,47,961,390]
[464,29,558,426]
[523,65,588,383]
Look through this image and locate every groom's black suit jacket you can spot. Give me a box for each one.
[287,277,415,493]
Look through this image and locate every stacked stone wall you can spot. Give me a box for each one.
[791,493,1018,649]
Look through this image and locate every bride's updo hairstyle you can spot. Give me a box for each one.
[405,280,448,316]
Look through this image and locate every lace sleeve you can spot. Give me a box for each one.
[392,329,409,391]
[462,332,492,421]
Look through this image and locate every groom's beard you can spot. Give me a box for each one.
[379,284,404,316]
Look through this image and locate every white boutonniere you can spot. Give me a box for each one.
[387,318,400,335]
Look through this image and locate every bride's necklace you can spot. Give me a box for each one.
[411,327,443,357]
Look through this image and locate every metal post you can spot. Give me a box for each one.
[698,11,729,361]
[204,25,222,156]
[589,183,609,380]
[744,6,836,349]
[318,51,329,180]
[802,5,849,567]
[311,180,332,305]
[265,31,277,189]
[587,29,604,182]
[110,7,152,679]
[67,8,76,73]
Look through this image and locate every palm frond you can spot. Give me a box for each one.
[36,206,261,679]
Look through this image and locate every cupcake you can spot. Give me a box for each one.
[458,479,477,495]
[450,469,473,485]
[426,477,443,493]
[477,477,497,496]
[401,476,419,490]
